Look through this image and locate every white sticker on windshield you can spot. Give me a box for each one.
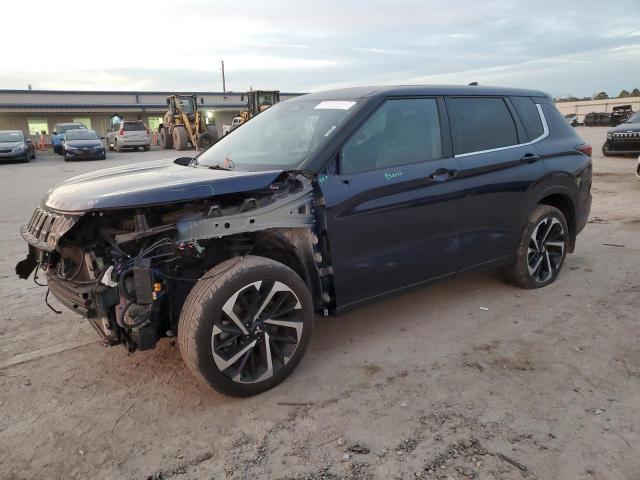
[314,101,356,110]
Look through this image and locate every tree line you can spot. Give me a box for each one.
[556,88,640,103]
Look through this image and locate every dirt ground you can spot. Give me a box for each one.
[0,129,639,480]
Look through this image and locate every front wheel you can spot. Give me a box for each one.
[506,205,568,289]
[178,256,314,397]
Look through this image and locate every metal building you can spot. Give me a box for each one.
[0,89,302,143]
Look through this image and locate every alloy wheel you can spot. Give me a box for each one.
[211,280,304,384]
[527,216,565,283]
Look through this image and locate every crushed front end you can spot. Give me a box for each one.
[15,171,327,353]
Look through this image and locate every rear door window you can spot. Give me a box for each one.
[341,98,442,174]
[447,97,518,155]
[123,122,146,131]
[511,96,544,140]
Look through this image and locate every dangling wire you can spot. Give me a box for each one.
[45,288,62,315]
[33,263,47,287]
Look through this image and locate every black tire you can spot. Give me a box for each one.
[178,256,314,397]
[31,148,36,160]
[196,132,217,150]
[173,126,188,151]
[506,205,569,289]
[22,151,30,163]
[143,144,150,151]
[159,128,173,149]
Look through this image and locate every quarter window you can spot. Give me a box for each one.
[27,119,48,135]
[448,97,518,155]
[511,96,544,140]
[73,117,92,129]
[340,98,442,174]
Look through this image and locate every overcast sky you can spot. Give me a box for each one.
[2,0,639,97]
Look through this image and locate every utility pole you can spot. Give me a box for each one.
[220,60,226,93]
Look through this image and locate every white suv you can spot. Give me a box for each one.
[107,121,151,152]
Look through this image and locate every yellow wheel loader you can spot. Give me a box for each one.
[158,95,219,151]
[229,90,280,132]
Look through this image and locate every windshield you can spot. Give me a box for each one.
[176,97,195,113]
[58,124,87,134]
[197,99,357,171]
[66,130,99,140]
[0,132,23,142]
[626,112,640,123]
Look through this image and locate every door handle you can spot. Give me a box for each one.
[520,153,540,163]
[429,168,458,181]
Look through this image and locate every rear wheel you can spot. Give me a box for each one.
[159,128,173,149]
[506,205,568,289]
[178,256,314,397]
[173,126,188,150]
[196,132,216,150]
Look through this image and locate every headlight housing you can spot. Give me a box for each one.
[606,133,612,139]
[12,145,25,152]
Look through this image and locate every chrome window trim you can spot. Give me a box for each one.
[454,103,549,158]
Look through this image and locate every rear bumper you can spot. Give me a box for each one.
[119,137,150,146]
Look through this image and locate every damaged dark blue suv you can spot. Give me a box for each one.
[16,85,592,396]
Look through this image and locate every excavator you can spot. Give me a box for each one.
[158,94,219,151]
[229,90,280,132]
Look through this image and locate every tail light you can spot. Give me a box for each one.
[576,144,592,157]
[118,127,124,136]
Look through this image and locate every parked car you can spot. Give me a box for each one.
[15,85,592,397]
[107,120,151,152]
[602,111,640,156]
[564,113,579,127]
[610,105,634,126]
[61,129,106,161]
[52,123,88,154]
[0,130,35,162]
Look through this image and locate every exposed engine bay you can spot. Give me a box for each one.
[16,172,332,353]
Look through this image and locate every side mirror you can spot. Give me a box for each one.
[25,139,32,143]
[52,131,57,135]
[200,97,204,104]
[100,136,105,140]
[166,99,170,105]
[173,156,196,166]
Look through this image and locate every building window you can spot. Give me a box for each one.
[147,116,163,133]
[27,119,48,135]
[73,117,92,129]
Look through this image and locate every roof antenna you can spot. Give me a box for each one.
[469,81,478,86]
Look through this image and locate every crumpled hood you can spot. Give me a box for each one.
[608,122,640,133]
[44,158,285,212]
